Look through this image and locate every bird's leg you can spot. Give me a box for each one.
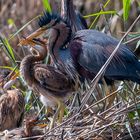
[103,79,116,108]
[75,78,80,91]
[102,78,111,109]
[46,106,54,117]
[49,100,64,129]
[58,101,65,123]
[107,82,116,108]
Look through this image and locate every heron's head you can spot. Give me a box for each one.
[19,11,71,64]
[37,11,72,64]
[38,11,65,28]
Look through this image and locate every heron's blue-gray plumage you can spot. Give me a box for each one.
[38,12,140,84]
[70,30,140,83]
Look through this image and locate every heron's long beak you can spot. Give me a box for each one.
[18,27,48,47]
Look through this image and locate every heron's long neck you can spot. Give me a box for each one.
[61,0,75,19]
[20,55,40,87]
[49,22,72,63]
[61,0,78,31]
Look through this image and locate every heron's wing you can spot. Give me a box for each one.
[80,43,136,74]
[34,64,74,93]
[70,30,140,81]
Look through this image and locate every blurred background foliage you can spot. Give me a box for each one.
[0,0,140,65]
[0,0,140,139]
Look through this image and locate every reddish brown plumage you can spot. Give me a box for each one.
[20,44,75,103]
[19,42,76,128]
[34,64,75,97]
[0,117,44,140]
[0,89,25,131]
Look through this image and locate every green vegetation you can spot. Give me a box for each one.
[0,0,140,139]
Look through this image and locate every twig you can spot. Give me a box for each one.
[71,15,140,128]
[124,35,140,45]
